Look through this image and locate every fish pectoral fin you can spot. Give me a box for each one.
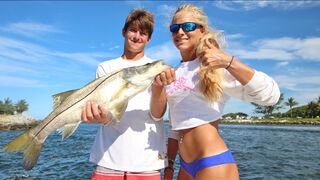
[52,89,78,109]
[58,122,81,141]
[113,99,129,122]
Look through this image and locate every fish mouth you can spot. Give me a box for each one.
[144,60,168,70]
[153,60,170,70]
[150,59,164,65]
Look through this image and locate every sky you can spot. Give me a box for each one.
[0,1,319,119]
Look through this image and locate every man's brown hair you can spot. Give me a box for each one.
[123,9,154,38]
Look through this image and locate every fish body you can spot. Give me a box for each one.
[3,60,170,170]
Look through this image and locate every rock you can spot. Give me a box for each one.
[0,114,40,130]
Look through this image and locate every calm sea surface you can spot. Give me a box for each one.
[0,123,319,180]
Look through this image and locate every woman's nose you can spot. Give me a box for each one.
[177,26,185,35]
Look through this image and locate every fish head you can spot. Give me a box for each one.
[124,60,171,85]
[141,60,171,76]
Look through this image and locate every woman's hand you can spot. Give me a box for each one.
[153,68,176,87]
[164,166,174,180]
[199,39,233,69]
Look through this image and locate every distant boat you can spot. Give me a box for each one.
[0,114,39,130]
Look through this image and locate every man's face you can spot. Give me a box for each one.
[123,25,150,53]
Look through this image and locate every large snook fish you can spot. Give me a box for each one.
[3,60,170,170]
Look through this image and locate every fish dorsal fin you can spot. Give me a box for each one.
[52,89,78,109]
[58,122,81,141]
[112,98,129,122]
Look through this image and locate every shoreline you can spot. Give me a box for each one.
[1,115,320,131]
[220,119,320,125]
[0,114,39,130]
[164,119,320,126]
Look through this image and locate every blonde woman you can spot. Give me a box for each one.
[151,4,281,180]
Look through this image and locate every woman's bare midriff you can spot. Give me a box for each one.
[178,121,228,163]
[177,121,239,179]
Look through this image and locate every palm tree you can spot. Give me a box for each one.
[307,101,318,118]
[0,98,16,115]
[285,97,298,118]
[15,99,29,114]
[251,93,284,118]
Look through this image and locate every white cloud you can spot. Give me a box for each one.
[275,75,320,89]
[228,37,320,61]
[157,4,177,27]
[50,52,104,67]
[213,1,236,11]
[108,45,120,51]
[0,61,39,74]
[0,36,52,63]
[276,61,289,68]
[0,22,62,38]
[226,33,246,40]
[0,36,112,66]
[295,38,320,59]
[0,35,116,88]
[212,1,320,11]
[146,41,180,66]
[232,48,295,60]
[274,75,320,106]
[0,76,43,87]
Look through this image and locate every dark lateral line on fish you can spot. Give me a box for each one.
[33,69,123,138]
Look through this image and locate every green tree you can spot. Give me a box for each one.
[0,98,16,115]
[289,106,307,118]
[222,112,248,119]
[0,100,4,114]
[15,99,29,114]
[237,112,248,118]
[251,93,284,118]
[307,101,319,118]
[285,97,298,118]
[316,96,320,116]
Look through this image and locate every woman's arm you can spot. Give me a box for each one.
[200,39,280,105]
[150,84,167,119]
[150,68,175,119]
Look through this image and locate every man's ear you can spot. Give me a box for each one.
[146,36,151,44]
[122,28,126,37]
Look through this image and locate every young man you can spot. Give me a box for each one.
[82,9,175,180]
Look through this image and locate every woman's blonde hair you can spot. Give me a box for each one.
[173,4,225,102]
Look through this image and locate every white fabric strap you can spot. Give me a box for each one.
[149,111,163,121]
[168,129,179,140]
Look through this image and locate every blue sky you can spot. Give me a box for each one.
[0,1,319,119]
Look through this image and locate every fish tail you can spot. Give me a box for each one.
[3,131,43,170]
[23,140,43,170]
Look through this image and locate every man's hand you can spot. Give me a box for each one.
[81,101,113,125]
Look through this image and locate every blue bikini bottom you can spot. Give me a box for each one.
[180,150,236,178]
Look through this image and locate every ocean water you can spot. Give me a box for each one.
[0,123,319,180]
